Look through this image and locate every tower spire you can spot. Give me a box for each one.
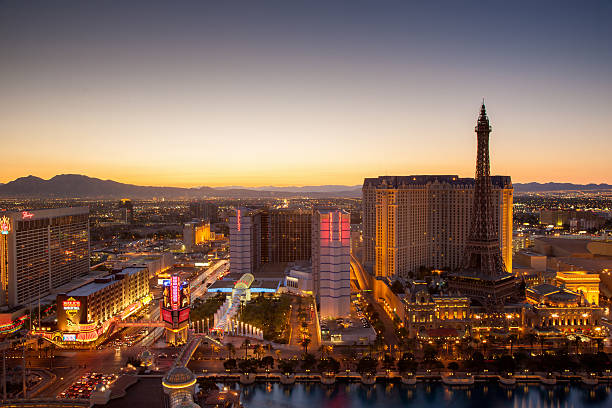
[448,103,518,310]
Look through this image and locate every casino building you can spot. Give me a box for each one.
[0,207,90,308]
[161,275,191,345]
[38,267,151,345]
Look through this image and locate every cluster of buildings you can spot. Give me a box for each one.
[540,209,607,231]
[0,206,165,345]
[228,207,351,319]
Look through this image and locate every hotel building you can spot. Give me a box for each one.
[229,208,262,275]
[183,220,212,251]
[362,175,512,279]
[53,267,150,343]
[312,209,351,319]
[0,207,90,308]
[229,208,312,275]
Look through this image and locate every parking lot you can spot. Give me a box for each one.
[58,372,118,399]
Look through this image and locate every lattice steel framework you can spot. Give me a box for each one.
[462,103,507,277]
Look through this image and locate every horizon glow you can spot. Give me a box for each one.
[1,1,611,187]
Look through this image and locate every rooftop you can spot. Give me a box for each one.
[363,175,512,189]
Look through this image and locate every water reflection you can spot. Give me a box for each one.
[227,382,612,408]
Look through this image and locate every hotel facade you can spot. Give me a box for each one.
[0,207,90,308]
[312,209,351,319]
[362,175,512,279]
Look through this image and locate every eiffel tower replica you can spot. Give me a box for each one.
[448,103,518,310]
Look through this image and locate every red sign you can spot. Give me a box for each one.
[237,209,241,231]
[178,308,190,323]
[63,299,81,310]
[171,276,180,310]
[161,309,173,324]
[21,211,34,219]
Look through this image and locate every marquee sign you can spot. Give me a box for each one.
[21,211,34,219]
[63,297,81,320]
[171,275,180,310]
[0,216,10,235]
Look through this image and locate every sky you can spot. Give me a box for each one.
[1,1,611,187]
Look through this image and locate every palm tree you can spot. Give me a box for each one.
[508,334,518,355]
[525,333,537,353]
[254,344,264,360]
[300,337,311,355]
[226,343,236,359]
[242,339,251,359]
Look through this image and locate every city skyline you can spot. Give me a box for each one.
[2,0,611,187]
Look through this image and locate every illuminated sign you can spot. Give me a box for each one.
[338,211,341,241]
[63,298,81,311]
[0,216,10,235]
[237,209,241,231]
[21,211,34,219]
[329,212,333,241]
[171,275,180,310]
[157,278,170,285]
[63,333,77,341]
[161,309,173,324]
[178,308,190,323]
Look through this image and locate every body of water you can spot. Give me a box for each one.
[227,382,612,408]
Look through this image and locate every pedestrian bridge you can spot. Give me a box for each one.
[350,254,372,291]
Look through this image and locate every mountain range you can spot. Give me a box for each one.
[0,175,610,199]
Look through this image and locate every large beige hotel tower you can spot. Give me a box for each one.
[362,175,512,279]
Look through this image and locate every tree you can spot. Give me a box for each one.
[279,359,297,375]
[356,357,378,375]
[382,354,395,370]
[254,344,265,360]
[397,355,417,374]
[300,337,311,355]
[242,339,251,359]
[508,334,518,355]
[226,343,236,359]
[494,355,516,374]
[238,359,256,373]
[301,353,317,371]
[524,333,537,353]
[261,356,275,370]
[223,358,237,371]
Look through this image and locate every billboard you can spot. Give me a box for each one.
[162,277,190,310]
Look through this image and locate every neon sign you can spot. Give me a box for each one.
[329,212,333,242]
[171,275,180,310]
[21,211,34,219]
[237,209,241,231]
[63,298,81,311]
[0,216,10,235]
[62,333,77,342]
[338,211,341,242]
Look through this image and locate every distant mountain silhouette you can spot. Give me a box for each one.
[1,175,609,199]
[0,174,361,199]
[513,182,612,192]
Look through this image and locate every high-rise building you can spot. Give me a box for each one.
[183,220,212,251]
[362,175,512,279]
[0,207,90,307]
[266,209,312,263]
[118,199,134,224]
[190,201,219,223]
[312,209,351,318]
[229,208,311,275]
[229,208,262,275]
[447,104,518,308]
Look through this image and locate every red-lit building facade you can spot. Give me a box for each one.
[161,275,190,344]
